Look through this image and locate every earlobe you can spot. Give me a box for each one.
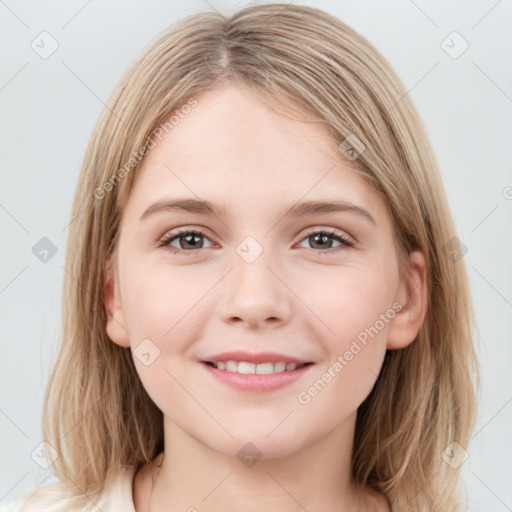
[386,251,428,350]
[104,260,131,348]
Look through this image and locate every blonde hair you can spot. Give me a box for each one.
[18,3,478,511]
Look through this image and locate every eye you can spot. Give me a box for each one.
[297,228,354,255]
[158,227,354,256]
[158,229,214,254]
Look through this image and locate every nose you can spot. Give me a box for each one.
[217,248,293,329]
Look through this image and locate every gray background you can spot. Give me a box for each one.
[1,0,511,510]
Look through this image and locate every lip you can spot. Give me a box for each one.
[200,361,315,392]
[200,351,312,365]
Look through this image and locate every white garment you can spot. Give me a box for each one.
[0,465,137,512]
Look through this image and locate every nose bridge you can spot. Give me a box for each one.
[233,245,274,290]
[218,235,292,326]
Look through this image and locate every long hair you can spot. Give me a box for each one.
[19,4,478,511]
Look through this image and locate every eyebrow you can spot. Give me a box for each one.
[139,197,376,226]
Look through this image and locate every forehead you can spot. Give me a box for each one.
[124,83,389,226]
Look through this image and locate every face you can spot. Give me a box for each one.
[105,82,426,459]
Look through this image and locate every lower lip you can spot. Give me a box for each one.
[200,362,314,392]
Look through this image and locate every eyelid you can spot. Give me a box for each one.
[300,226,355,245]
[158,225,356,256]
[158,227,215,250]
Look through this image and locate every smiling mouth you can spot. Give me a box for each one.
[202,361,314,374]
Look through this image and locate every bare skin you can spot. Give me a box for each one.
[132,452,390,512]
[106,81,427,512]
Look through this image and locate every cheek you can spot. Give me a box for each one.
[122,264,211,393]
[305,262,397,341]
[297,264,394,398]
[123,266,201,416]
[124,263,205,341]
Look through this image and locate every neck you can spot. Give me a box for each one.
[135,412,387,512]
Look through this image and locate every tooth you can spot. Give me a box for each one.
[226,360,238,372]
[237,362,256,374]
[273,362,286,373]
[214,360,300,374]
[255,362,275,375]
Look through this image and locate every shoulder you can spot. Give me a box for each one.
[0,483,76,512]
[0,465,137,512]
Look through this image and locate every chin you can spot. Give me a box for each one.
[207,432,307,462]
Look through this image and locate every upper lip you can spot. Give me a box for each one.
[200,351,312,365]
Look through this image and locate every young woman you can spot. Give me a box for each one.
[1,3,478,511]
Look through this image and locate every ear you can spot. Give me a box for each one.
[386,251,428,350]
[104,258,131,348]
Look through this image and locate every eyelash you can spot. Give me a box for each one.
[157,227,354,257]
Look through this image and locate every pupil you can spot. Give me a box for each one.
[183,234,202,249]
[179,233,334,250]
[312,234,332,249]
